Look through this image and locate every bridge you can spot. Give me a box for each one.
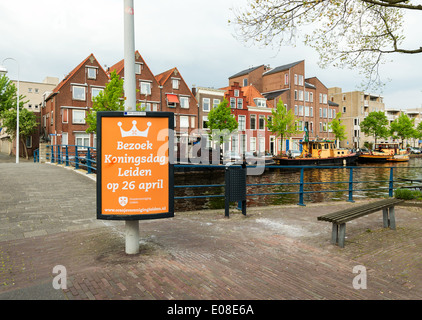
[0,152,421,301]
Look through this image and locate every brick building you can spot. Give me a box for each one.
[42,54,109,148]
[228,60,338,154]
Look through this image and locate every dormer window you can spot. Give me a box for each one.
[254,98,266,107]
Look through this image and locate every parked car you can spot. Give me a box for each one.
[245,152,275,165]
[287,149,301,158]
[408,147,421,154]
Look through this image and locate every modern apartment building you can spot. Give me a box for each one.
[328,87,385,149]
[0,77,59,156]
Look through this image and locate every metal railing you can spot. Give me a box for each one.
[33,146,421,212]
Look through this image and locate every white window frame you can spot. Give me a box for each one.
[250,114,256,130]
[91,87,103,101]
[72,86,86,101]
[237,98,243,109]
[180,116,189,128]
[238,115,246,131]
[87,67,97,80]
[172,79,180,90]
[213,99,220,109]
[202,98,210,112]
[75,132,90,149]
[140,81,151,95]
[230,97,236,108]
[258,115,265,130]
[180,96,189,109]
[135,63,142,75]
[72,109,86,125]
[250,137,256,152]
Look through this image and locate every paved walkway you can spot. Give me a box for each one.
[0,153,421,302]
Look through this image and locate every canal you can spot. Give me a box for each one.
[174,157,422,212]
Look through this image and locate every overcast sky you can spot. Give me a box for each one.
[1,0,421,109]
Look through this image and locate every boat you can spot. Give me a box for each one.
[273,139,359,166]
[358,142,409,163]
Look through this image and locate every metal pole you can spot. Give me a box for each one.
[123,0,139,254]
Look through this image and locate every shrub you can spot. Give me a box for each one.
[394,188,422,200]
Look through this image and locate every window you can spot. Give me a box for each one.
[259,115,265,130]
[172,79,180,89]
[140,102,151,111]
[213,99,220,109]
[202,116,208,129]
[250,137,256,152]
[230,98,236,108]
[62,109,68,123]
[310,92,313,102]
[234,90,239,97]
[310,107,313,116]
[295,105,298,115]
[319,93,323,104]
[91,87,103,101]
[305,91,309,102]
[72,110,86,124]
[305,106,309,117]
[61,132,68,146]
[319,122,323,132]
[299,105,303,116]
[323,108,327,118]
[294,90,298,100]
[319,108,322,117]
[135,63,142,75]
[237,98,243,109]
[243,78,248,87]
[140,82,151,95]
[238,115,246,131]
[343,106,346,113]
[72,86,86,101]
[180,97,189,109]
[255,99,266,107]
[294,74,298,85]
[285,73,289,85]
[87,67,96,79]
[250,115,256,130]
[180,116,189,128]
[191,117,195,129]
[26,136,32,149]
[75,133,90,148]
[298,75,304,86]
[203,98,210,112]
[51,111,53,125]
[323,94,328,104]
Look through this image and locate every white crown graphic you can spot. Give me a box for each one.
[118,120,151,138]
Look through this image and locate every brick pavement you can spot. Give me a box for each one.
[0,155,421,301]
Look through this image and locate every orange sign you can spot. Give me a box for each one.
[97,112,174,220]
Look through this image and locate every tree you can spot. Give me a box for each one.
[231,0,422,89]
[0,75,33,158]
[390,113,415,148]
[1,108,38,159]
[206,98,238,146]
[85,71,125,133]
[329,112,347,144]
[266,99,300,155]
[360,111,389,147]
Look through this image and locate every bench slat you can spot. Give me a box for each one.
[317,199,403,224]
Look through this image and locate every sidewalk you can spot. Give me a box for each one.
[0,158,421,300]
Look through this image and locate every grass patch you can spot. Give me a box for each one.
[394,188,422,200]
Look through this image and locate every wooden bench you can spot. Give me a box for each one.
[317,198,404,248]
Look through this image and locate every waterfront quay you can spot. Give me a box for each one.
[0,153,421,301]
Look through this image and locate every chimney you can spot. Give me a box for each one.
[191,84,196,96]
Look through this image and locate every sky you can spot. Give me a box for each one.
[0,0,421,109]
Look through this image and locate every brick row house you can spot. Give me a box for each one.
[228,60,339,155]
[43,54,109,148]
[42,52,197,154]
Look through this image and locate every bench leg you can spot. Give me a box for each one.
[338,223,346,248]
[389,206,396,230]
[383,208,389,228]
[331,223,338,244]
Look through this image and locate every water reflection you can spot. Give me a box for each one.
[174,157,422,211]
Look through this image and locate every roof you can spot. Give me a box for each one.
[263,60,303,76]
[262,88,289,100]
[241,85,266,107]
[228,65,264,79]
[47,53,105,101]
[328,100,339,107]
[155,67,178,86]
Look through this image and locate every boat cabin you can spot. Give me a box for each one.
[374,143,405,155]
[300,140,350,158]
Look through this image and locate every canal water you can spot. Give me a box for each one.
[174,157,422,212]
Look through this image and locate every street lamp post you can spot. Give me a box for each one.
[0,58,20,164]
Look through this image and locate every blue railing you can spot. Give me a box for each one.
[43,144,97,174]
[33,146,421,209]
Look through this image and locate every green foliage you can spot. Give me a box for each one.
[86,71,125,133]
[394,188,422,200]
[266,99,299,154]
[329,112,347,142]
[389,113,415,148]
[360,111,389,145]
[206,99,238,145]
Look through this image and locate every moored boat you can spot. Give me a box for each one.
[358,142,409,163]
[274,139,359,166]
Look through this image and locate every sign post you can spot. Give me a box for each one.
[96,111,174,253]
